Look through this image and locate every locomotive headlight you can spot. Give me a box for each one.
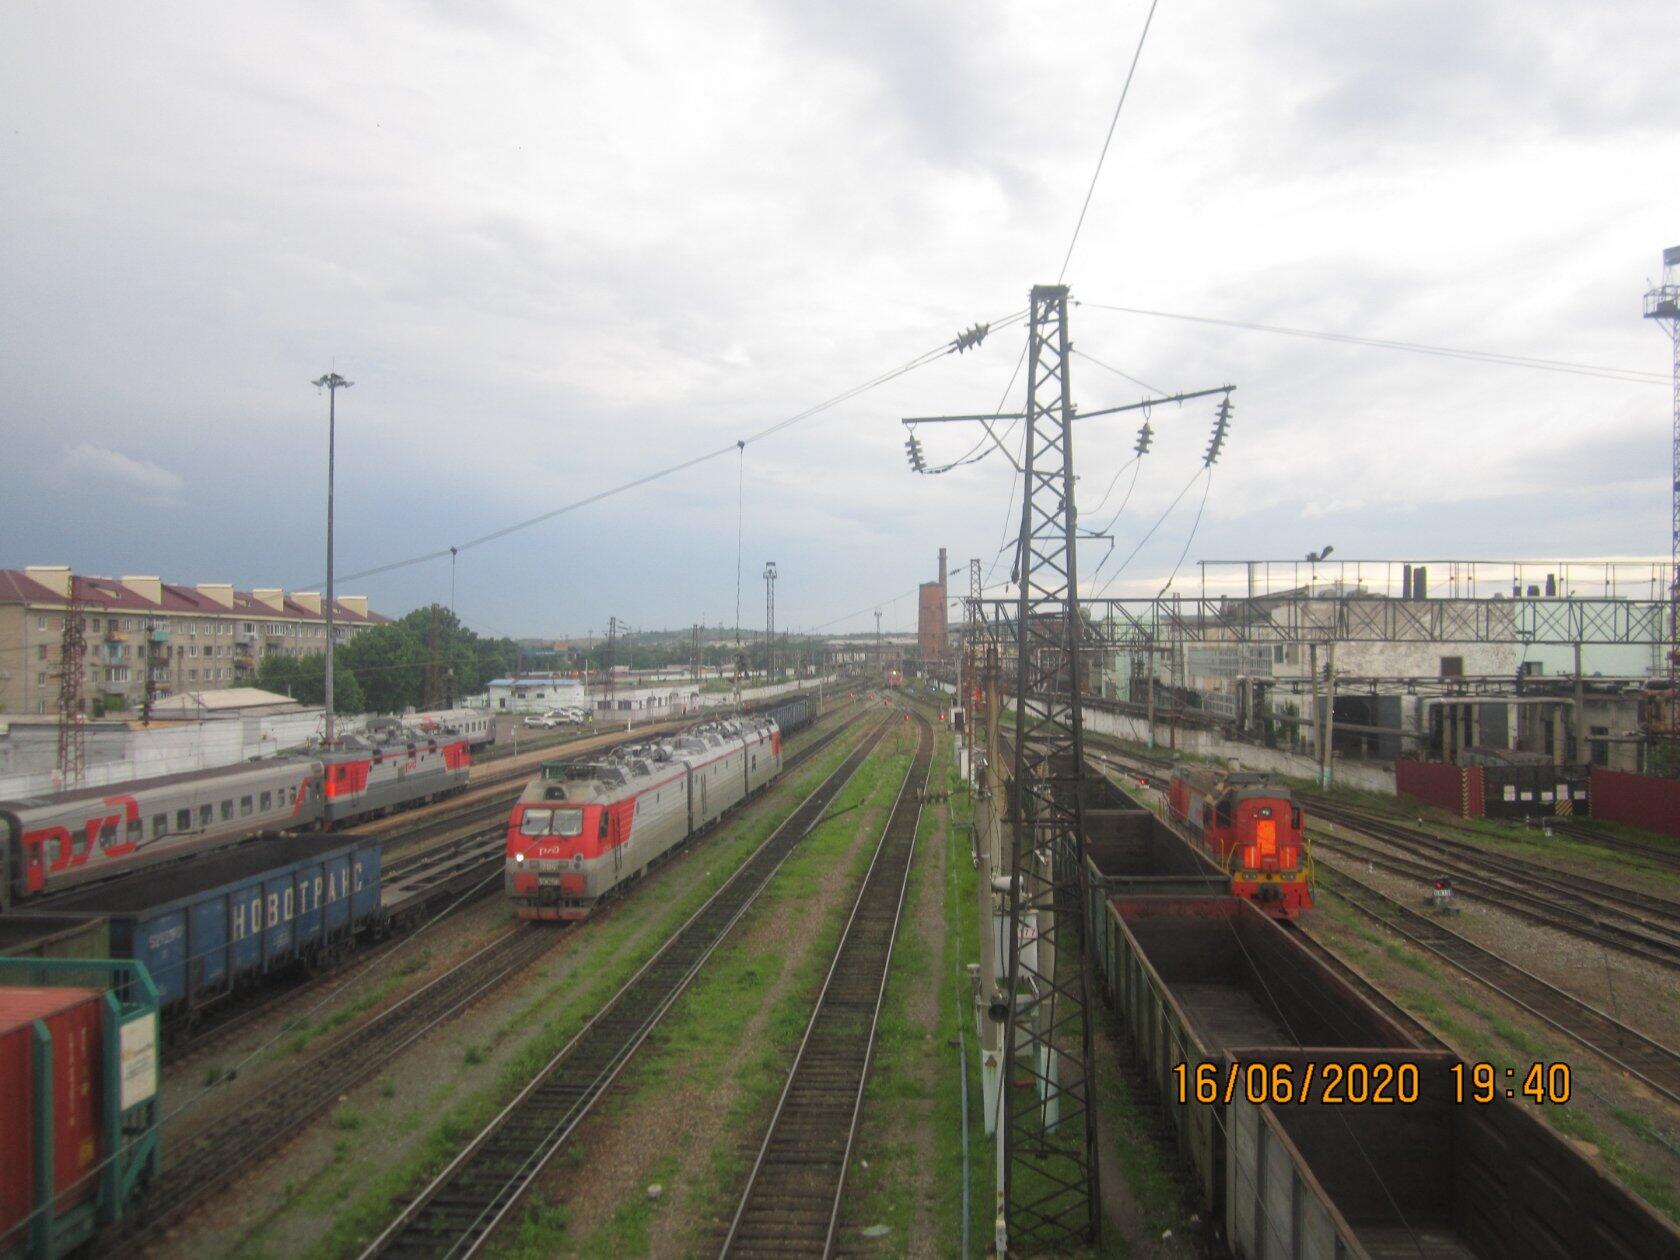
[514,852,525,862]
[573,854,584,869]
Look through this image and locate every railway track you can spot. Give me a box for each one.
[127,708,868,1242]
[1319,866,1680,1109]
[157,704,864,1065]
[356,711,897,1259]
[1309,829,1680,972]
[129,924,559,1243]
[721,711,934,1259]
[1310,801,1680,940]
[1532,816,1680,873]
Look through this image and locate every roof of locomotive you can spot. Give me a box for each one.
[522,716,776,805]
[1172,765,1295,802]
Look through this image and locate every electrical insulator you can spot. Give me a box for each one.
[905,433,927,472]
[951,322,991,354]
[1204,395,1233,466]
[1134,421,1153,456]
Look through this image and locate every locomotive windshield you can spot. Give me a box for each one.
[519,807,586,837]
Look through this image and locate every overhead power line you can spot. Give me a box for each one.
[1078,301,1670,385]
[1058,0,1165,281]
[308,312,1021,590]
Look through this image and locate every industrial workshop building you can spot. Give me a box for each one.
[1105,559,1669,775]
[0,565,387,717]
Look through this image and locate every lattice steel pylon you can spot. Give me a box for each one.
[1645,245,1680,689]
[999,283,1099,1251]
[55,581,87,786]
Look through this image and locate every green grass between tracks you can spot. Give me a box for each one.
[296,723,879,1259]
[521,738,914,1255]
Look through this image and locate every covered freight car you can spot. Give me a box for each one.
[47,833,381,1017]
[0,957,161,1258]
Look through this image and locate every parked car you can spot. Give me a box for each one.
[523,714,560,729]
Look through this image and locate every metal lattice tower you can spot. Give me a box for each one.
[604,616,617,704]
[1000,283,1099,1250]
[963,557,985,777]
[422,605,445,709]
[1645,245,1680,682]
[55,581,87,786]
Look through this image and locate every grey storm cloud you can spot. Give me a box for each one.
[0,0,1675,637]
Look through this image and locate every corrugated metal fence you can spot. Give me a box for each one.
[1590,768,1680,839]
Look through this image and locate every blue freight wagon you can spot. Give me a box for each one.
[48,834,381,1016]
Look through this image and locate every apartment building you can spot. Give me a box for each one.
[0,565,387,716]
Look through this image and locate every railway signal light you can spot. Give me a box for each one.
[1204,394,1233,466]
[1134,420,1153,456]
[951,322,990,353]
[905,433,927,472]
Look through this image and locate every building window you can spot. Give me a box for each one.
[1440,656,1464,678]
[37,672,45,686]
[36,615,47,631]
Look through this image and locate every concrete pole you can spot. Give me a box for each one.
[1321,642,1337,788]
[1308,643,1320,763]
[312,373,352,746]
[1145,643,1156,749]
[1573,641,1586,767]
[1551,705,1566,767]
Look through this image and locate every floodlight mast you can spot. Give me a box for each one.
[312,372,353,745]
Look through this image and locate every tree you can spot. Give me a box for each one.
[249,652,365,713]
[340,623,426,714]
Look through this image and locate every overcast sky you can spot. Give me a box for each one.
[2,1,1676,639]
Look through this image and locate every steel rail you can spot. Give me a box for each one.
[357,711,893,1260]
[1321,866,1680,1108]
[1311,802,1680,936]
[720,711,935,1258]
[125,707,863,1242]
[1312,829,1680,971]
[163,709,859,1065]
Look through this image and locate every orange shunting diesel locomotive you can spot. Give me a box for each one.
[1166,767,1312,918]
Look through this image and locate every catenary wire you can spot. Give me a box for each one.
[304,319,1015,591]
[1077,301,1670,385]
[1057,0,1165,282]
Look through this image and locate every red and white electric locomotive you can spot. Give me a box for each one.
[505,717,781,921]
[1166,767,1312,918]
